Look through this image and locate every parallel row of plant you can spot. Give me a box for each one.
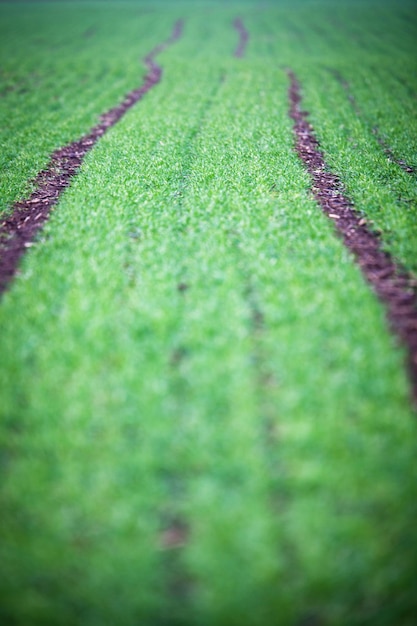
[0,4,175,215]
[265,3,417,272]
[1,2,417,624]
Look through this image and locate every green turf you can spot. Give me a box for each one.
[273,2,417,272]
[1,2,417,625]
[0,3,175,216]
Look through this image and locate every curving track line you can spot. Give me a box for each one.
[288,70,417,403]
[330,69,416,175]
[233,17,249,58]
[0,20,184,296]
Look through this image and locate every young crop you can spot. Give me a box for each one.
[1,2,417,625]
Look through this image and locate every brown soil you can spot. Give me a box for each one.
[0,20,183,296]
[288,70,417,403]
[233,17,249,58]
[159,519,189,550]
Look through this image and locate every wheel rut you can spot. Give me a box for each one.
[330,69,416,175]
[0,20,184,296]
[233,17,249,58]
[157,20,250,611]
[288,70,417,403]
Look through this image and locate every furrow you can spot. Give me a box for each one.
[0,20,183,296]
[288,70,417,403]
[330,69,416,175]
[149,49,231,619]
[233,17,249,58]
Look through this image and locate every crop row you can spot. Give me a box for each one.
[1,3,417,624]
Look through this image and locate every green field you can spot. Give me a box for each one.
[1,1,417,624]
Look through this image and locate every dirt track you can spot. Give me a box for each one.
[0,20,183,295]
[233,17,249,58]
[288,70,417,402]
[330,69,416,175]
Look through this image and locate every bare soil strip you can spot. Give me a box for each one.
[288,71,417,402]
[0,20,183,296]
[233,17,249,58]
[330,69,416,175]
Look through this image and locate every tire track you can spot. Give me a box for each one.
[0,20,184,296]
[233,17,249,58]
[330,69,416,175]
[153,44,237,618]
[159,19,249,611]
[288,70,417,403]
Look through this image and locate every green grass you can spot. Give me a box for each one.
[1,2,417,625]
[0,3,175,215]
[269,2,417,272]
